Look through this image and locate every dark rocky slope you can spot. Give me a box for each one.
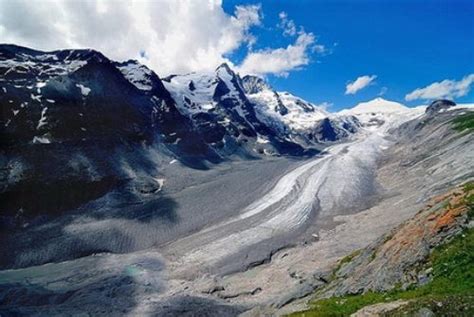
[0,44,219,222]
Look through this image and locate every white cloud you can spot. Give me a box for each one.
[277,11,296,36]
[0,1,326,77]
[345,75,377,95]
[0,0,262,76]
[238,32,317,77]
[238,10,326,77]
[378,86,388,96]
[405,74,474,101]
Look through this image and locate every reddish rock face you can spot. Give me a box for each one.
[324,184,472,297]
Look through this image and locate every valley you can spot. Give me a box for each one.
[0,44,473,316]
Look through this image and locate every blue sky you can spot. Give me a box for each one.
[1,0,472,111]
[223,0,474,110]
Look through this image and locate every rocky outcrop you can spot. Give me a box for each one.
[425,99,456,115]
[350,300,410,317]
[241,75,271,95]
[312,116,361,142]
[321,185,472,297]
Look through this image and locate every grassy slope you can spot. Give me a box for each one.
[452,112,474,132]
[289,183,474,317]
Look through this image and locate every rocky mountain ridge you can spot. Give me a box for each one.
[0,43,365,224]
[242,75,362,146]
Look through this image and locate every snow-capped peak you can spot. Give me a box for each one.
[162,62,249,117]
[215,63,234,77]
[246,79,329,134]
[339,98,425,130]
[343,97,408,114]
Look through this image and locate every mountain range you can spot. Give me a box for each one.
[0,44,369,221]
[0,44,473,316]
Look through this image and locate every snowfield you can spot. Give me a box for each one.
[163,72,219,115]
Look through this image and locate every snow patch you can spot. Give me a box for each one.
[37,107,48,129]
[201,103,215,110]
[153,178,165,191]
[76,84,91,96]
[30,94,41,102]
[163,72,218,116]
[446,103,474,112]
[32,136,51,144]
[118,62,153,91]
[256,135,270,144]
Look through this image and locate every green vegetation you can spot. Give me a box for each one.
[452,112,474,132]
[464,182,474,192]
[387,294,474,316]
[465,182,474,219]
[369,251,377,262]
[290,228,474,316]
[330,250,361,280]
[289,227,474,317]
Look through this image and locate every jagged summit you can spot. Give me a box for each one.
[215,62,234,74]
[161,60,312,156]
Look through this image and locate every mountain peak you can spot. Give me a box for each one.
[215,62,234,75]
[347,98,408,114]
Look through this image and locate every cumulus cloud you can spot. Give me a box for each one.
[238,32,317,77]
[238,11,326,77]
[345,75,377,95]
[0,0,263,76]
[405,74,474,101]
